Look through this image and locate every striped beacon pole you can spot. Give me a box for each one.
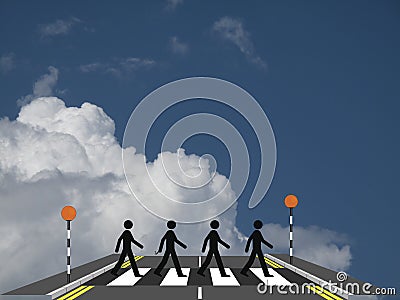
[284,195,298,265]
[61,206,77,283]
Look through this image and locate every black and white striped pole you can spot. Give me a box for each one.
[61,206,77,284]
[284,195,298,265]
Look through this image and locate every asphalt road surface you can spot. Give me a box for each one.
[52,256,345,300]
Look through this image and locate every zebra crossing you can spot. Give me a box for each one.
[101,267,293,287]
[51,256,347,300]
[107,268,151,286]
[159,268,191,286]
[209,268,240,286]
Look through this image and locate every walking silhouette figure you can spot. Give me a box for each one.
[111,220,144,276]
[240,220,273,277]
[154,220,187,277]
[197,220,230,277]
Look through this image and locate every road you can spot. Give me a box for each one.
[53,256,345,300]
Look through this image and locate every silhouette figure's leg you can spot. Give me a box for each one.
[197,251,212,275]
[214,251,229,277]
[111,250,127,274]
[154,251,170,275]
[257,250,271,276]
[241,250,256,275]
[171,251,185,277]
[127,250,141,276]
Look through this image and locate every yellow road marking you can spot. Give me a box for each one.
[264,257,284,268]
[58,256,144,299]
[57,285,92,300]
[307,286,332,300]
[314,285,343,300]
[306,286,343,300]
[264,258,279,268]
[57,286,86,300]
[65,286,94,300]
[122,255,144,268]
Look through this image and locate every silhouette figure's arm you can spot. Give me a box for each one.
[244,234,253,253]
[218,237,231,249]
[262,237,273,249]
[175,238,187,249]
[132,239,144,249]
[127,232,144,249]
[157,234,166,253]
[201,234,210,253]
[115,234,123,253]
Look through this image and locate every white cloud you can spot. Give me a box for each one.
[169,36,189,55]
[118,57,155,71]
[0,53,15,74]
[166,0,183,11]
[79,62,102,73]
[0,96,244,292]
[79,57,156,77]
[38,17,81,38]
[17,66,59,106]
[0,82,352,291]
[213,17,266,68]
[263,224,352,271]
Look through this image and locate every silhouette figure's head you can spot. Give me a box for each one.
[254,220,263,229]
[167,220,176,229]
[124,220,133,229]
[210,220,219,229]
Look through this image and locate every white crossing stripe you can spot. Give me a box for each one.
[160,268,191,286]
[210,268,240,286]
[250,268,292,286]
[107,268,151,286]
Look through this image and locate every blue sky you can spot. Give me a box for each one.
[1,0,400,292]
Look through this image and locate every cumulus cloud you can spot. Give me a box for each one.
[263,224,352,271]
[0,95,351,291]
[213,17,266,68]
[169,36,189,55]
[166,0,183,11]
[79,57,155,77]
[17,66,59,106]
[38,17,81,38]
[0,97,244,292]
[0,53,15,74]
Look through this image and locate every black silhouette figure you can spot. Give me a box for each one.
[154,220,187,277]
[111,220,144,276]
[240,220,273,277]
[197,220,231,277]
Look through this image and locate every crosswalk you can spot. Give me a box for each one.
[250,268,291,286]
[160,268,191,286]
[54,256,346,300]
[209,268,240,286]
[104,267,292,287]
[107,268,151,286]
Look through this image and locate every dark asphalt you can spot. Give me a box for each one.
[5,255,377,300]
